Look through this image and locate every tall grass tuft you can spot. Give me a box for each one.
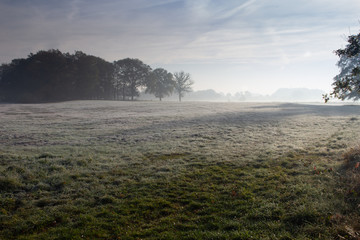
[343,145,360,165]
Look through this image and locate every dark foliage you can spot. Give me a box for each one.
[325,32,360,102]
[113,58,151,101]
[0,50,114,103]
[0,49,194,103]
[145,68,175,101]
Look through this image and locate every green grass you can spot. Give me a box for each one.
[0,150,358,239]
[0,101,359,239]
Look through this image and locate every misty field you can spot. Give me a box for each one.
[0,101,360,239]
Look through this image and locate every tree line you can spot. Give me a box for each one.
[0,49,193,103]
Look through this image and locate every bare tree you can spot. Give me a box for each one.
[174,71,194,102]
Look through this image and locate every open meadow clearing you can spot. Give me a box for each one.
[0,101,360,239]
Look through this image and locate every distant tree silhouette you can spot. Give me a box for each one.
[145,68,175,101]
[174,71,194,102]
[324,32,360,102]
[0,49,192,103]
[0,50,72,102]
[0,49,115,102]
[93,57,115,100]
[73,51,100,99]
[113,58,151,100]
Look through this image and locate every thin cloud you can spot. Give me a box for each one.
[67,0,80,21]
[0,0,359,94]
[218,0,257,19]
[0,0,356,64]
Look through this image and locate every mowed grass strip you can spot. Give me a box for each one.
[1,149,357,239]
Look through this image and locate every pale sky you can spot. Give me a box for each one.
[1,0,359,94]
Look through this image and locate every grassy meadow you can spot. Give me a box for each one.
[0,101,359,239]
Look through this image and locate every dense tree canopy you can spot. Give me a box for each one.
[113,58,151,101]
[0,50,72,102]
[145,68,175,101]
[0,49,194,103]
[325,32,360,102]
[0,50,114,102]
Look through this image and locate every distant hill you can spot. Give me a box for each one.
[183,89,225,101]
[270,88,325,102]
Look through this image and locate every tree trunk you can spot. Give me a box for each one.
[131,85,134,101]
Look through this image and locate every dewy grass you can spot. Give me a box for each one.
[0,101,359,239]
[0,153,351,239]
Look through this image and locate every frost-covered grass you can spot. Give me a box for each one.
[0,101,359,239]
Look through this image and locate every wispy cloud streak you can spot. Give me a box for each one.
[0,0,359,93]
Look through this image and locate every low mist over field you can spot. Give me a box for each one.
[2,101,356,154]
[139,88,326,102]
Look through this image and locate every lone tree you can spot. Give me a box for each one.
[174,71,194,102]
[324,32,360,102]
[146,68,174,101]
